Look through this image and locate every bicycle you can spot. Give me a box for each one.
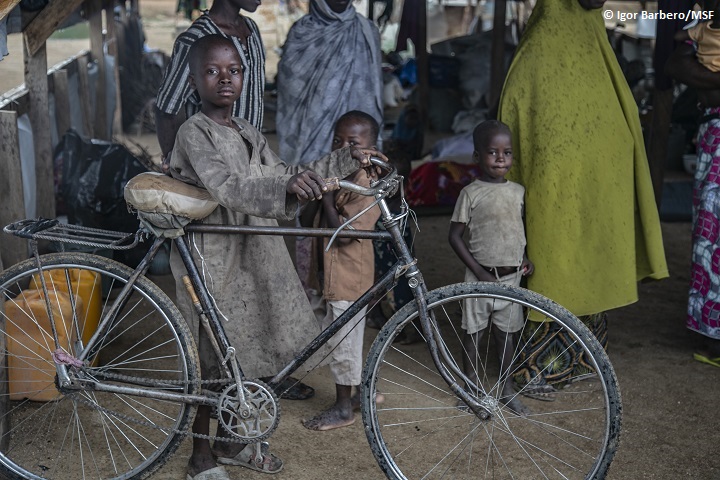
[0,158,621,479]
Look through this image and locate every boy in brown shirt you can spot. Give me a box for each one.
[302,111,382,431]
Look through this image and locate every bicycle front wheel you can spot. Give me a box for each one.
[362,282,621,480]
[0,253,200,480]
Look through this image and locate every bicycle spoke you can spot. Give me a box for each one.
[363,283,620,479]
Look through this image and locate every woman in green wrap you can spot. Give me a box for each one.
[498,0,668,398]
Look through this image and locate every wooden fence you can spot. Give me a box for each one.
[0,0,135,270]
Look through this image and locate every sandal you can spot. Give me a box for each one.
[216,442,283,474]
[693,352,720,368]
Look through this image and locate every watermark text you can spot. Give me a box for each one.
[603,9,714,21]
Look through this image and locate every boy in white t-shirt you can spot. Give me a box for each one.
[448,120,534,416]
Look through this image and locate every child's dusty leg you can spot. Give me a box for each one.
[492,327,529,415]
[302,384,356,431]
[187,405,218,476]
[211,407,247,459]
[461,328,486,392]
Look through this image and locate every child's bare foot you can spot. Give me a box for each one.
[302,403,355,431]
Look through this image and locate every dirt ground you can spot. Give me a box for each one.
[139,219,719,480]
[1,1,719,479]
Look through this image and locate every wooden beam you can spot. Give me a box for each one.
[23,0,86,57]
[76,53,93,137]
[0,110,28,269]
[488,0,507,109]
[52,69,71,139]
[0,86,29,114]
[88,0,108,139]
[105,0,123,136]
[0,295,7,451]
[416,0,428,128]
[647,87,673,207]
[23,40,55,219]
[0,0,20,22]
[0,109,17,452]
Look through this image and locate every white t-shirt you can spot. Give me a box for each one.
[451,179,527,267]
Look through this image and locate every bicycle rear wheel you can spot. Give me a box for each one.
[362,282,621,480]
[0,253,200,480]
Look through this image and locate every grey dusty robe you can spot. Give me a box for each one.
[168,112,359,379]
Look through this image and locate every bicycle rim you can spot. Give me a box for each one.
[0,253,200,480]
[362,282,621,480]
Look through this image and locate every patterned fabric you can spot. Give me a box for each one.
[276,0,383,165]
[514,312,608,388]
[155,13,265,129]
[687,107,720,340]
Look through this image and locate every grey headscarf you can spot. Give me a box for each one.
[276,0,383,165]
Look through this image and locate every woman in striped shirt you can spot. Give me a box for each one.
[154,0,266,164]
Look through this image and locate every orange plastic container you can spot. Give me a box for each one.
[4,289,81,401]
[31,269,101,345]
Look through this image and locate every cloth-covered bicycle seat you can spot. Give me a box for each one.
[124,171,218,238]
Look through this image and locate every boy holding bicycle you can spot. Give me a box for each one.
[302,111,382,431]
[167,35,384,480]
[448,120,534,416]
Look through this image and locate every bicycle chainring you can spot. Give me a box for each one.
[216,379,280,443]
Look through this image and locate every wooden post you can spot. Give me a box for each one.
[88,0,108,140]
[0,295,7,451]
[647,88,673,207]
[23,40,55,220]
[0,111,28,269]
[488,0,507,109]
[416,0,428,128]
[52,69,71,139]
[76,54,94,137]
[105,0,123,136]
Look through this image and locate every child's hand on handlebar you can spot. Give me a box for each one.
[350,147,388,177]
[287,170,328,203]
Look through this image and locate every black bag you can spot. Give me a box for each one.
[20,0,49,11]
[54,130,148,266]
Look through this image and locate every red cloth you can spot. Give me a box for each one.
[407,161,480,207]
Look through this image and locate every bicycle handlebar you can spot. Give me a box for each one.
[326,156,400,197]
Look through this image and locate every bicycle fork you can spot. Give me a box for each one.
[381,211,493,420]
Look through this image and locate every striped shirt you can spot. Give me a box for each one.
[155,13,265,129]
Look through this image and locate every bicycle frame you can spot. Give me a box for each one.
[16,195,486,418]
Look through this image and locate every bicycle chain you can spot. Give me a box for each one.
[70,369,259,444]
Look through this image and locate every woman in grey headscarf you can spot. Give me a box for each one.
[276,0,383,166]
[277,0,384,294]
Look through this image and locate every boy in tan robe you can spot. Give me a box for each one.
[168,34,383,480]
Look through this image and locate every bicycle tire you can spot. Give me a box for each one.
[0,253,201,480]
[362,281,621,480]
